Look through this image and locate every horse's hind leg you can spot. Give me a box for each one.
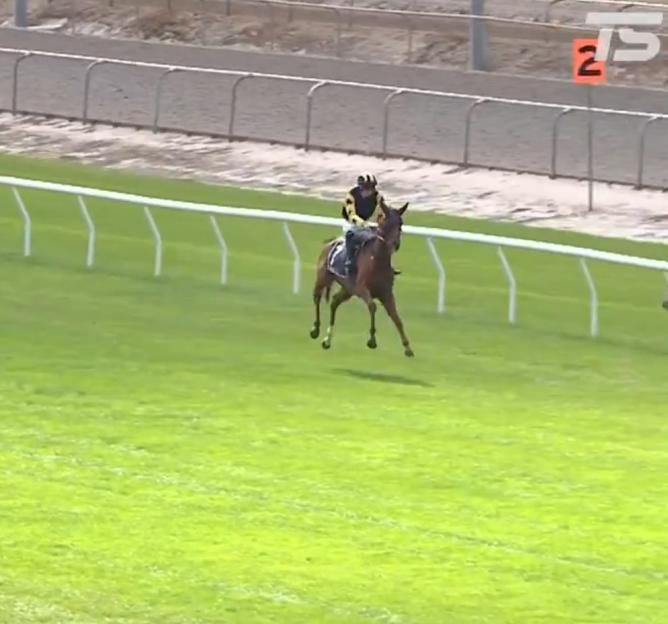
[322,288,352,350]
[380,293,414,357]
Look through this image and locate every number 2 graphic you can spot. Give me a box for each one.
[577,44,602,77]
[572,39,606,84]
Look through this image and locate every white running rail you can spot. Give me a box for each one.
[3,175,668,337]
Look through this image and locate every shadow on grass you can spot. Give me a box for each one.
[334,368,433,388]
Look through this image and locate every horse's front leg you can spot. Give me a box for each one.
[311,274,330,339]
[380,293,414,357]
[357,287,378,350]
[310,287,322,339]
[322,288,352,350]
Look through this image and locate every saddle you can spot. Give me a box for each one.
[327,230,393,279]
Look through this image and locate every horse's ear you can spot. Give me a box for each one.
[380,197,390,216]
[399,202,409,215]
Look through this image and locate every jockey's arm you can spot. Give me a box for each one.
[344,193,365,226]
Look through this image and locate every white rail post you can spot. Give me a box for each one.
[282,221,301,294]
[551,107,574,178]
[636,115,659,189]
[580,257,599,338]
[12,186,31,257]
[463,97,487,166]
[304,81,329,151]
[11,51,32,114]
[426,237,446,314]
[228,73,253,140]
[209,215,228,286]
[497,246,517,324]
[82,59,107,123]
[77,195,96,268]
[153,67,179,132]
[381,89,406,158]
[143,206,162,277]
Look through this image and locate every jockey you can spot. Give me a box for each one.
[341,175,400,277]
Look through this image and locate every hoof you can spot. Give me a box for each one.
[310,326,320,339]
[322,340,331,350]
[404,348,415,358]
[367,337,377,350]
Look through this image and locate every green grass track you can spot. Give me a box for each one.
[1,153,668,623]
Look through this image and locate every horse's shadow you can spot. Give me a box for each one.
[334,368,433,388]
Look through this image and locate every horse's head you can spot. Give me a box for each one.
[377,200,408,254]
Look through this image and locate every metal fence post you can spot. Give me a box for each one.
[77,195,96,268]
[405,18,414,62]
[381,89,405,157]
[426,237,446,314]
[586,85,594,213]
[498,246,516,324]
[636,115,659,189]
[463,97,487,166]
[11,52,32,114]
[580,258,598,337]
[228,73,253,140]
[469,0,487,71]
[14,0,28,28]
[12,187,31,257]
[551,107,574,178]
[282,222,300,294]
[82,59,108,123]
[545,0,566,22]
[153,67,180,132]
[261,1,275,50]
[330,7,343,58]
[143,206,162,277]
[304,81,329,151]
[209,215,229,286]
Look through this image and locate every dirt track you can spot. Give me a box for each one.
[2,28,668,189]
[3,114,668,243]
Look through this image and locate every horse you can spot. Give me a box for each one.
[309,201,414,357]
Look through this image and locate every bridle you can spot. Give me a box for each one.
[375,220,401,253]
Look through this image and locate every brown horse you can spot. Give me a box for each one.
[310,201,414,357]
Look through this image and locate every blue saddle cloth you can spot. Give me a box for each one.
[326,239,347,279]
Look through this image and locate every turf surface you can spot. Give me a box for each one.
[1,154,668,623]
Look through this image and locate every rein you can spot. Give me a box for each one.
[374,229,397,253]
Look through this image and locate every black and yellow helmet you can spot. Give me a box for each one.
[357,174,377,190]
